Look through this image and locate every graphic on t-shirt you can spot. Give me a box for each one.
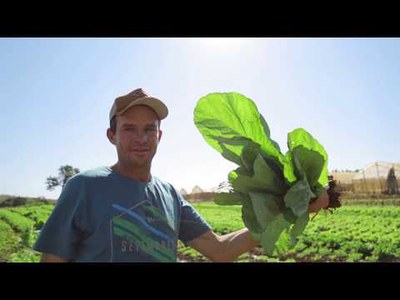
[110,200,177,262]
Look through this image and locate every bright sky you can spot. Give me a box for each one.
[1,38,399,199]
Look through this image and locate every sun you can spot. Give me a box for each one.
[193,38,249,53]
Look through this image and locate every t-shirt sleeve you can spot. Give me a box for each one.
[33,176,86,260]
[178,196,212,245]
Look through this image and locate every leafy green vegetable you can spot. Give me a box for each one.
[241,195,264,234]
[194,92,297,183]
[284,179,315,217]
[260,215,291,255]
[232,154,286,195]
[194,92,330,256]
[249,192,282,228]
[287,128,328,187]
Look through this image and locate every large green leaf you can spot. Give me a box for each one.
[232,154,286,195]
[241,196,264,234]
[248,192,282,229]
[240,142,261,174]
[260,114,281,153]
[284,179,315,217]
[228,169,239,184]
[289,212,310,248]
[260,215,291,256]
[218,141,242,166]
[213,137,261,175]
[291,146,324,187]
[228,166,252,186]
[261,154,286,186]
[252,155,287,194]
[194,93,285,162]
[287,128,329,187]
[194,92,297,184]
[282,207,297,224]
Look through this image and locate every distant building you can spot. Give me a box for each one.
[329,171,357,185]
[179,188,188,195]
[191,185,203,194]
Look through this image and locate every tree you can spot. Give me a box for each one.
[46,165,80,191]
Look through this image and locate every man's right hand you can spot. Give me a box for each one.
[40,253,68,262]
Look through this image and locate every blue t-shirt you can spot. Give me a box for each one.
[34,167,211,262]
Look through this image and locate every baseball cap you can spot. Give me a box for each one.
[109,88,169,121]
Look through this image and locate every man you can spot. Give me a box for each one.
[34,88,328,262]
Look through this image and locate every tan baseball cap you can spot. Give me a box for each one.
[109,88,169,121]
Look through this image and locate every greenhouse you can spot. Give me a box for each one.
[352,162,400,194]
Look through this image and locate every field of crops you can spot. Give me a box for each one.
[1,199,400,262]
[0,204,55,262]
[179,202,400,262]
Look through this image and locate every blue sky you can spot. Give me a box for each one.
[1,38,399,199]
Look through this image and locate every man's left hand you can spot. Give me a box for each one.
[308,189,329,213]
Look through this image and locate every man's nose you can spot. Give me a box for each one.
[133,131,148,143]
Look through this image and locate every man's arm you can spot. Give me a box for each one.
[40,253,68,262]
[188,189,330,262]
[188,228,258,262]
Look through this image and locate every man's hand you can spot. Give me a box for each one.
[40,253,67,262]
[308,189,329,213]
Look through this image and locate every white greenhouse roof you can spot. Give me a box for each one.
[353,161,400,180]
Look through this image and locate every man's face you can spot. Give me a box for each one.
[108,105,162,168]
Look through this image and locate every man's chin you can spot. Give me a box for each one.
[129,156,151,167]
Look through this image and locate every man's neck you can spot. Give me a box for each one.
[111,162,151,183]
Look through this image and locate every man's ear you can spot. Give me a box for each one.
[158,129,163,143]
[107,128,116,145]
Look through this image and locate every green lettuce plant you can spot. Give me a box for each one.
[194,92,329,255]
